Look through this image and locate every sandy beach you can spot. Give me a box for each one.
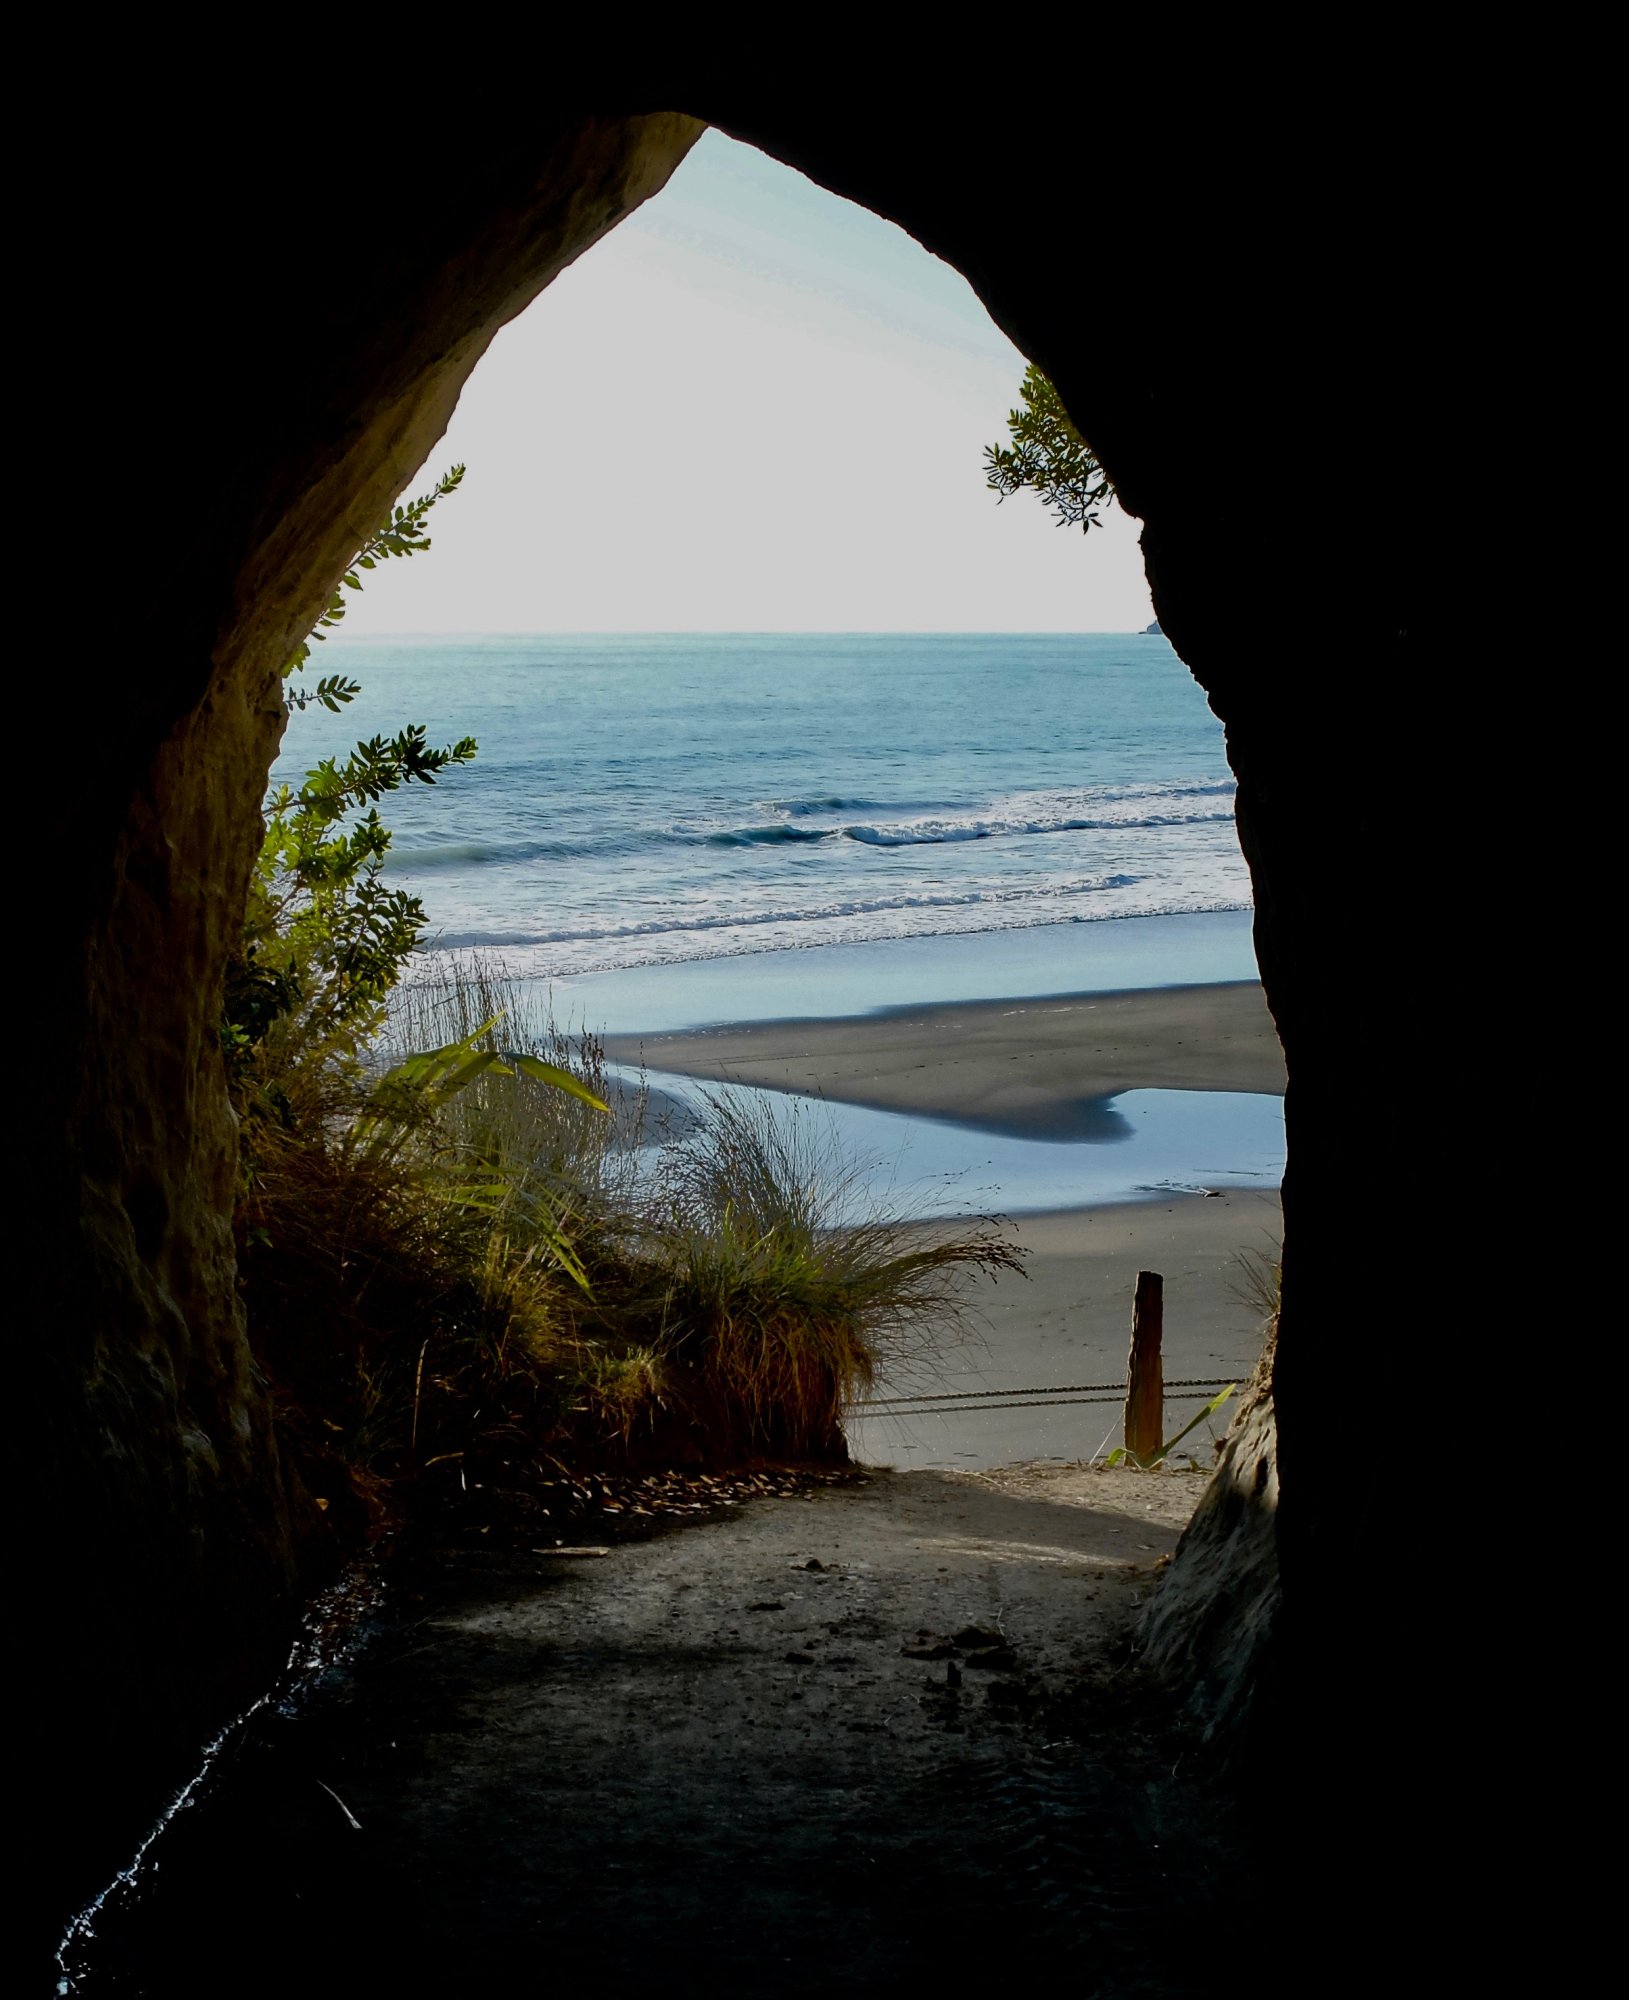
[848,1187,1282,1468]
[608,980,1285,1468]
[606,978,1282,1139]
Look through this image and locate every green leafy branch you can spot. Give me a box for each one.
[285,464,466,688]
[287,672,363,715]
[984,368,1114,534]
[226,468,477,1081]
[249,725,478,1036]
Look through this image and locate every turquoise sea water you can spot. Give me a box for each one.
[282,633,1281,1215]
[290,632,1251,987]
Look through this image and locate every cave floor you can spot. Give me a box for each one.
[73,1466,1257,1997]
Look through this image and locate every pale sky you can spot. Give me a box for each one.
[345,131,1156,636]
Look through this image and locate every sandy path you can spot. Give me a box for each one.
[75,1469,1250,1996]
[345,1468,1238,1992]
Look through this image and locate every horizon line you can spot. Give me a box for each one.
[327,626,1163,641]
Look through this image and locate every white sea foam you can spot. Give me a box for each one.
[431,881,1252,978]
[290,633,1250,981]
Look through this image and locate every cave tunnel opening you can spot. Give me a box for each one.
[275,124,1276,1481]
[39,99,1468,1980]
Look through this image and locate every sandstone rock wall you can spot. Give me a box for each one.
[1141,1330,1281,1749]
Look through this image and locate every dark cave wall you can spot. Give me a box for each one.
[37,93,1451,1927]
[35,112,706,1921]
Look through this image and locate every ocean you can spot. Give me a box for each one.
[284,631,1252,1003]
[282,632,1277,1450]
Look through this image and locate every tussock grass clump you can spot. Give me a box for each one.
[238,952,1023,1542]
[644,1090,1023,1459]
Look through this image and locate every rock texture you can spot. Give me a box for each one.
[1141,1331,1281,1752]
[39,85,1474,1945]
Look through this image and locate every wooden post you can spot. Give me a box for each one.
[1125,1270,1164,1463]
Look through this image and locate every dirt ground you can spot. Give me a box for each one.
[68,1463,1259,1998]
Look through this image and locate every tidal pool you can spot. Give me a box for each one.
[628,1069,1285,1219]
